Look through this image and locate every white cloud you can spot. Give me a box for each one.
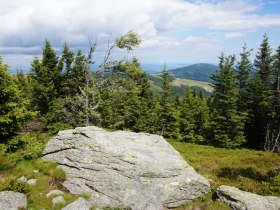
[0,0,279,67]
[224,32,246,39]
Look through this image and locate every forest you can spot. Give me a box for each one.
[0,31,280,209]
[1,32,279,152]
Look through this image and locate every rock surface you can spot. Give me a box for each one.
[43,126,210,210]
[27,178,37,186]
[46,189,65,198]
[217,185,280,210]
[0,191,27,210]
[52,196,65,206]
[18,176,37,186]
[61,197,90,210]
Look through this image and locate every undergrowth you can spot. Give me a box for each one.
[1,132,279,210]
[0,132,85,209]
[169,140,280,209]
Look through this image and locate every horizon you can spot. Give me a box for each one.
[1,0,280,71]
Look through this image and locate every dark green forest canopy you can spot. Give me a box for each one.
[0,33,279,151]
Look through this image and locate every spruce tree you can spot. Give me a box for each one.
[0,58,35,141]
[157,66,180,139]
[180,86,208,143]
[209,54,246,148]
[31,40,62,114]
[235,43,253,114]
[250,34,273,148]
[264,46,280,151]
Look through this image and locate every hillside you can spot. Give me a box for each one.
[148,73,213,98]
[169,63,218,82]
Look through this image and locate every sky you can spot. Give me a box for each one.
[0,0,280,71]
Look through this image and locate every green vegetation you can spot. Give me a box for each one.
[148,73,212,98]
[0,32,280,209]
[169,63,218,82]
[169,141,280,209]
[0,133,85,209]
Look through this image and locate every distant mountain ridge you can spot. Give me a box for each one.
[169,63,218,82]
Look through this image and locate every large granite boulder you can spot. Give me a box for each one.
[43,126,210,210]
[217,185,280,210]
[62,197,90,210]
[0,191,27,210]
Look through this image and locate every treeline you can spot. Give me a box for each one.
[0,33,279,151]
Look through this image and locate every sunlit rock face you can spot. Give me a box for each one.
[43,126,210,210]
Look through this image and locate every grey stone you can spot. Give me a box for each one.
[46,189,65,198]
[0,191,27,210]
[217,185,280,210]
[43,126,210,210]
[18,176,28,182]
[61,197,90,210]
[27,178,37,186]
[52,196,65,206]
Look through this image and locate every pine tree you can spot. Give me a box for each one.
[180,86,208,143]
[180,86,196,142]
[157,66,180,139]
[0,58,35,141]
[250,34,273,149]
[209,54,246,148]
[264,45,280,151]
[31,40,62,114]
[235,43,253,114]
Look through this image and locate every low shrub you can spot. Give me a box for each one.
[5,133,49,162]
[0,177,29,193]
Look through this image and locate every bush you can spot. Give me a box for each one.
[52,168,66,181]
[6,133,46,162]
[0,177,29,193]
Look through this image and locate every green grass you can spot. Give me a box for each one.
[0,133,87,210]
[168,141,280,209]
[170,78,213,92]
[1,132,280,210]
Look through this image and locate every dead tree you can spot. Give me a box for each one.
[78,31,141,126]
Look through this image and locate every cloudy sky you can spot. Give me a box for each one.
[0,0,280,71]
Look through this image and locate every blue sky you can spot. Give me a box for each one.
[0,0,279,71]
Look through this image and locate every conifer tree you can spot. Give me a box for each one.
[250,34,273,148]
[31,40,62,114]
[157,66,180,139]
[180,86,208,143]
[235,44,253,114]
[209,54,246,148]
[264,46,280,151]
[0,58,35,141]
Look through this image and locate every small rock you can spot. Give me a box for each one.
[217,185,280,210]
[0,191,27,210]
[46,189,65,198]
[61,197,90,210]
[33,169,39,173]
[52,196,66,206]
[18,176,27,182]
[27,179,37,186]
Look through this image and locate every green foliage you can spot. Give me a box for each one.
[169,63,218,82]
[0,57,36,141]
[180,86,209,143]
[208,54,246,148]
[157,67,181,139]
[169,141,280,197]
[31,40,62,114]
[116,31,141,51]
[235,43,253,115]
[0,176,30,193]
[4,133,48,162]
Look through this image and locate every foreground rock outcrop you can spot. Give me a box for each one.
[217,185,280,210]
[43,126,210,209]
[0,191,27,210]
